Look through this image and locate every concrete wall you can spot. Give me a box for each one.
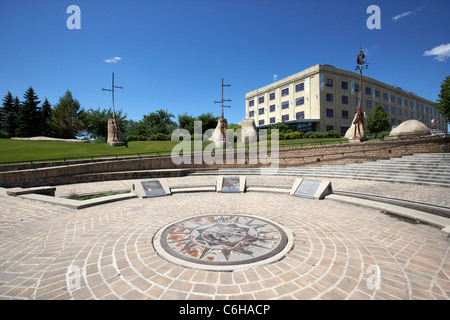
[0,135,448,188]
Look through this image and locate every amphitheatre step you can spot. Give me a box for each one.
[333,190,450,219]
[326,194,450,234]
[196,168,450,187]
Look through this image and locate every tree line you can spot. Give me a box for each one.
[0,87,225,142]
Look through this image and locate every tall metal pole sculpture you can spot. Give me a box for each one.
[213,78,231,146]
[102,72,124,146]
[353,48,368,140]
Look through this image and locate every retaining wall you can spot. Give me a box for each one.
[1,135,448,188]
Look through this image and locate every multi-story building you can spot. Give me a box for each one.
[245,64,447,135]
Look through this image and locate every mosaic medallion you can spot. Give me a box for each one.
[153,215,294,271]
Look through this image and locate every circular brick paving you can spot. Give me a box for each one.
[154,215,294,271]
[0,177,449,300]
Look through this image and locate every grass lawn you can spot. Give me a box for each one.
[0,137,349,164]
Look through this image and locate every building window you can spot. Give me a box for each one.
[295,83,304,92]
[326,93,333,102]
[258,96,264,104]
[397,97,401,105]
[270,105,275,112]
[397,108,401,115]
[281,88,289,97]
[281,101,289,109]
[375,90,380,98]
[403,99,408,107]
[391,118,396,125]
[259,119,264,126]
[296,111,305,120]
[269,92,275,100]
[259,108,264,115]
[296,97,304,106]
[398,120,402,125]
[383,92,388,100]
[365,87,371,95]
[342,95,349,104]
[403,110,407,116]
[326,108,334,117]
[341,81,348,90]
[366,100,371,108]
[409,111,413,118]
[391,106,395,114]
[383,105,388,112]
[355,84,360,92]
[391,95,395,103]
[249,100,254,107]
[326,125,334,131]
[415,113,418,119]
[270,117,275,124]
[282,114,289,122]
[342,110,349,119]
[249,110,254,117]
[355,97,360,106]
[326,78,333,87]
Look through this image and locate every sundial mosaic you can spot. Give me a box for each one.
[156,215,291,268]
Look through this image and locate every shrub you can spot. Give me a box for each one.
[286,132,303,140]
[304,131,322,139]
[0,131,10,139]
[127,134,148,141]
[154,133,170,141]
[378,131,391,140]
[325,130,341,138]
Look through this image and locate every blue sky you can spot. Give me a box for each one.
[1,0,449,127]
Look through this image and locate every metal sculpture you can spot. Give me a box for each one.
[354,49,368,139]
[102,72,123,142]
[214,78,231,142]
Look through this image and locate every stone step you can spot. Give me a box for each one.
[204,169,450,187]
[326,194,450,234]
[333,190,450,219]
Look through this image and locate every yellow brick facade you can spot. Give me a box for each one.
[245,64,447,135]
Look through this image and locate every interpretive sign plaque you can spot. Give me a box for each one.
[217,176,246,193]
[290,178,333,200]
[142,180,166,197]
[131,179,171,198]
[222,177,240,193]
[294,179,322,199]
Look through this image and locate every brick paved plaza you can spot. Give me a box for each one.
[0,175,449,301]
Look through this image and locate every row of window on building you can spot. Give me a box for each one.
[255,112,306,126]
[248,78,441,117]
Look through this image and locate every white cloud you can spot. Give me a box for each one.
[392,6,425,21]
[424,44,450,62]
[273,74,278,81]
[392,11,412,21]
[104,57,122,63]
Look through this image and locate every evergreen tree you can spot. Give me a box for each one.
[48,90,85,138]
[366,104,390,138]
[39,98,52,136]
[0,92,14,132]
[17,87,41,137]
[11,97,21,136]
[436,75,450,122]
